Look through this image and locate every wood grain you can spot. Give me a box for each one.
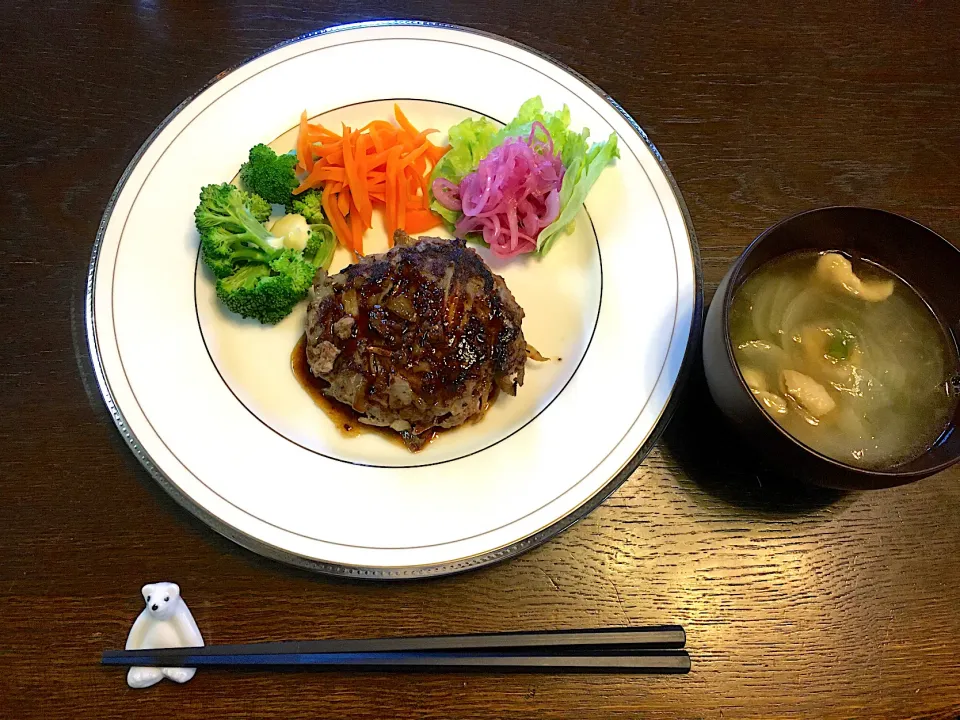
[2,0,959,717]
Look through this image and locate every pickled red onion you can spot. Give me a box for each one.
[431,122,564,258]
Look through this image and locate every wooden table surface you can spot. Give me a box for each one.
[3,1,959,717]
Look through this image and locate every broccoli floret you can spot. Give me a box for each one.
[195,183,277,258]
[242,190,272,223]
[289,189,336,269]
[216,263,271,298]
[202,248,238,279]
[239,144,298,206]
[197,184,279,280]
[304,230,324,262]
[195,183,321,324]
[199,227,268,277]
[289,189,324,223]
[215,264,304,325]
[269,249,317,295]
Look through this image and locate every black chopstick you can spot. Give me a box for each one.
[102,626,689,674]
[103,649,690,673]
[103,625,685,662]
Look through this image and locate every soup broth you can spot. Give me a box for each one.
[729,250,958,469]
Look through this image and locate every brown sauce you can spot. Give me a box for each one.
[291,334,441,450]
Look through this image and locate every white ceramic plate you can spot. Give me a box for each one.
[86,21,701,578]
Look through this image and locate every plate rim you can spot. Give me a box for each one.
[85,19,704,579]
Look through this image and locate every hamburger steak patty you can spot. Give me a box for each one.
[305,231,527,451]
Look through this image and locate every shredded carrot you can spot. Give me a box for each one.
[405,164,430,210]
[295,165,345,194]
[297,111,313,174]
[370,127,386,153]
[411,129,439,146]
[392,104,419,139]
[404,208,444,234]
[353,133,373,228]
[397,164,408,234]
[413,155,427,177]
[361,120,394,134]
[348,195,364,256]
[322,182,352,254]
[341,126,361,210]
[291,105,451,252]
[396,130,416,153]
[385,146,401,239]
[426,145,450,166]
[365,148,391,170]
[399,139,433,170]
[311,142,344,157]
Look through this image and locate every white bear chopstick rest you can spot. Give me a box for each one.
[124,582,204,688]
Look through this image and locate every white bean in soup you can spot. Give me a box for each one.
[729,251,958,469]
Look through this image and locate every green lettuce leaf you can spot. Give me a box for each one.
[536,131,619,253]
[430,96,618,254]
[494,97,588,165]
[429,117,499,225]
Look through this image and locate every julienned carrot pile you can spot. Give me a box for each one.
[294,104,450,255]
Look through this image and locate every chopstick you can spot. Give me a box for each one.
[102,626,690,674]
[103,649,690,673]
[104,625,685,659]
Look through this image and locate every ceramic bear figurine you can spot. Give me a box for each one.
[124,582,204,688]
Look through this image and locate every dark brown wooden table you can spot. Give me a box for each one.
[3,1,959,717]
